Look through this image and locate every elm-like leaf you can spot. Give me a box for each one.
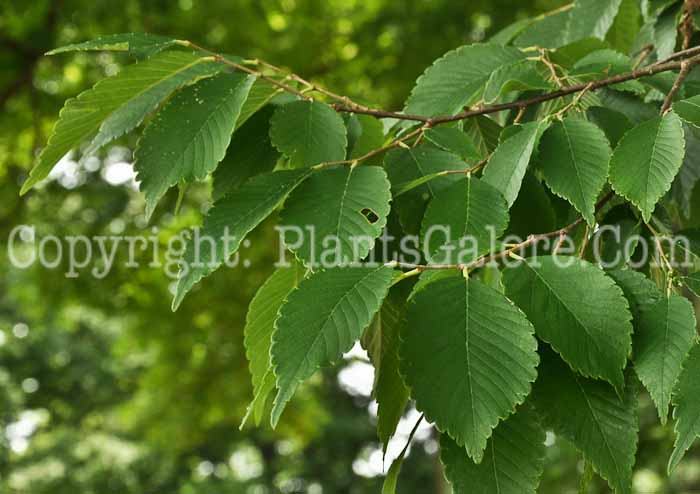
[404,44,525,117]
[241,263,305,428]
[533,350,638,494]
[134,71,256,218]
[420,176,509,265]
[361,287,410,449]
[46,32,178,57]
[279,166,391,266]
[609,111,686,222]
[271,265,394,427]
[482,121,549,207]
[440,404,545,494]
[669,344,700,473]
[269,100,347,167]
[173,169,312,310]
[538,118,611,225]
[633,295,697,423]
[400,277,538,462]
[21,51,221,195]
[385,144,470,234]
[503,256,633,392]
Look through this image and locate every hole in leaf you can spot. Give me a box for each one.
[361,208,379,224]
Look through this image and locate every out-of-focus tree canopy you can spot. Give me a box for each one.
[4,1,700,493]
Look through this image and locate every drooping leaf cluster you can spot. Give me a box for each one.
[24,0,700,491]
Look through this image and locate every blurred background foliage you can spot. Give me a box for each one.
[1,0,699,492]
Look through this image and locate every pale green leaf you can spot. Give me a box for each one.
[21,51,221,195]
[271,265,394,426]
[404,44,525,117]
[609,111,686,222]
[515,0,623,49]
[440,405,545,494]
[241,263,305,428]
[135,72,255,218]
[424,127,481,160]
[503,256,633,391]
[385,144,470,233]
[46,33,178,57]
[669,344,700,473]
[483,60,551,104]
[605,0,642,54]
[674,95,700,128]
[279,165,391,266]
[533,350,638,494]
[420,176,509,264]
[173,169,311,310]
[212,106,279,200]
[269,100,347,167]
[538,118,611,225]
[400,277,538,462]
[634,295,697,423]
[482,121,548,207]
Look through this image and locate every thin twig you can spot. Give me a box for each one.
[661,59,695,113]
[386,191,614,272]
[183,39,700,126]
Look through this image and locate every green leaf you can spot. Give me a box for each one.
[382,455,403,494]
[463,116,502,156]
[606,0,642,54]
[384,144,470,234]
[348,114,385,162]
[46,33,178,57]
[212,106,279,200]
[172,169,311,310]
[271,265,394,427]
[236,80,280,130]
[424,127,481,160]
[241,263,305,428]
[400,277,538,462]
[607,269,663,320]
[440,405,545,494]
[20,51,221,195]
[674,95,700,128]
[671,126,700,216]
[587,106,634,147]
[609,111,686,222]
[134,72,255,218]
[654,5,680,61]
[537,118,611,225]
[507,173,557,238]
[515,0,623,49]
[420,176,509,264]
[483,60,551,104]
[489,18,538,46]
[533,350,638,494]
[669,344,700,473]
[571,50,645,94]
[269,100,347,167]
[503,256,633,391]
[482,121,548,207]
[404,44,525,117]
[361,287,410,449]
[279,165,391,266]
[597,207,642,268]
[634,295,697,423]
